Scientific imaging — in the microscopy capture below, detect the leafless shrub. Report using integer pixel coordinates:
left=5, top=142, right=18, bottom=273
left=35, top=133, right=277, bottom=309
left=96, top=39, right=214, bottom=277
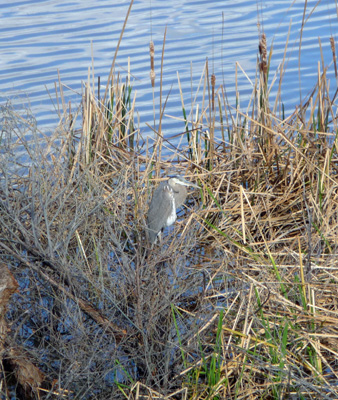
left=2, top=15, right=338, bottom=400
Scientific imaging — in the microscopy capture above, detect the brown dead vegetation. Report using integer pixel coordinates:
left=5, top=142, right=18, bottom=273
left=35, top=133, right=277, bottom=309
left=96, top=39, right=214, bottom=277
left=1, top=5, right=338, bottom=399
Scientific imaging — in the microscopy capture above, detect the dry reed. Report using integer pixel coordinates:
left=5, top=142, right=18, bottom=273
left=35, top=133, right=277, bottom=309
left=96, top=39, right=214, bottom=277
left=1, top=10, right=338, bottom=400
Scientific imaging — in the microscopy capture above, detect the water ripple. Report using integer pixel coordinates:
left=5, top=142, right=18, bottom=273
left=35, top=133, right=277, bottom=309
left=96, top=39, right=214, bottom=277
left=1, top=0, right=338, bottom=138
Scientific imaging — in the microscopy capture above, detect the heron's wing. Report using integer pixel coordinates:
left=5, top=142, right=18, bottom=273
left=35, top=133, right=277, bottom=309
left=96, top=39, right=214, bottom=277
left=147, top=183, right=175, bottom=238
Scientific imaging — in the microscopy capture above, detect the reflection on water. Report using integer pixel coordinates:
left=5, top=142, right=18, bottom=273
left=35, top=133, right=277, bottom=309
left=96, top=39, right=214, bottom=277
left=1, top=0, right=338, bottom=138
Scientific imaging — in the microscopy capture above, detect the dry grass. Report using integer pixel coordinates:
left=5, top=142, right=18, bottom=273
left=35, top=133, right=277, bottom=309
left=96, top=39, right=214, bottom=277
left=1, top=8, right=338, bottom=400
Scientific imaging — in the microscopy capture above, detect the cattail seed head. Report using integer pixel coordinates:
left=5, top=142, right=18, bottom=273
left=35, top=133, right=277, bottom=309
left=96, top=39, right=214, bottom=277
left=211, top=74, right=216, bottom=88
left=149, top=41, right=155, bottom=88
left=259, top=33, right=267, bottom=75
left=211, top=74, right=216, bottom=112
left=330, top=36, right=337, bottom=79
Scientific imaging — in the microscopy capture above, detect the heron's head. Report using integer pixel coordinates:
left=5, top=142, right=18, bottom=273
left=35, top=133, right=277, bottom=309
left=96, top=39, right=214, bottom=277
left=168, top=175, right=199, bottom=189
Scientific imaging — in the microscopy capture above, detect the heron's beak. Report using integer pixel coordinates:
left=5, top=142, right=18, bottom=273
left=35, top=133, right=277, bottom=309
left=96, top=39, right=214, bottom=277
left=189, top=182, right=200, bottom=189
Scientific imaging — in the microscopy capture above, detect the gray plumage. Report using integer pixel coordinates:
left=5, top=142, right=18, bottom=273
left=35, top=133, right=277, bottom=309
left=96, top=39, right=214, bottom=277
left=147, top=175, right=199, bottom=244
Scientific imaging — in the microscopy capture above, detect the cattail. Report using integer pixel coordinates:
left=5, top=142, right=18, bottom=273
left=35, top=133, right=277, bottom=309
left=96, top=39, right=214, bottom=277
left=259, top=33, right=267, bottom=76
left=149, top=41, right=155, bottom=88
left=211, top=73, right=216, bottom=112
left=330, top=36, right=337, bottom=79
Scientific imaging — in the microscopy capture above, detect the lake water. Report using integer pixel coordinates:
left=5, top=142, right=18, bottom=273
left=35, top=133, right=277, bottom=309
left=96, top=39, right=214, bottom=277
left=1, top=0, right=338, bottom=140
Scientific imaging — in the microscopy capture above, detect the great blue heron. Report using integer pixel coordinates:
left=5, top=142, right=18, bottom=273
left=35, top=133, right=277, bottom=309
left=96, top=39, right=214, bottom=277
left=147, top=175, right=199, bottom=244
